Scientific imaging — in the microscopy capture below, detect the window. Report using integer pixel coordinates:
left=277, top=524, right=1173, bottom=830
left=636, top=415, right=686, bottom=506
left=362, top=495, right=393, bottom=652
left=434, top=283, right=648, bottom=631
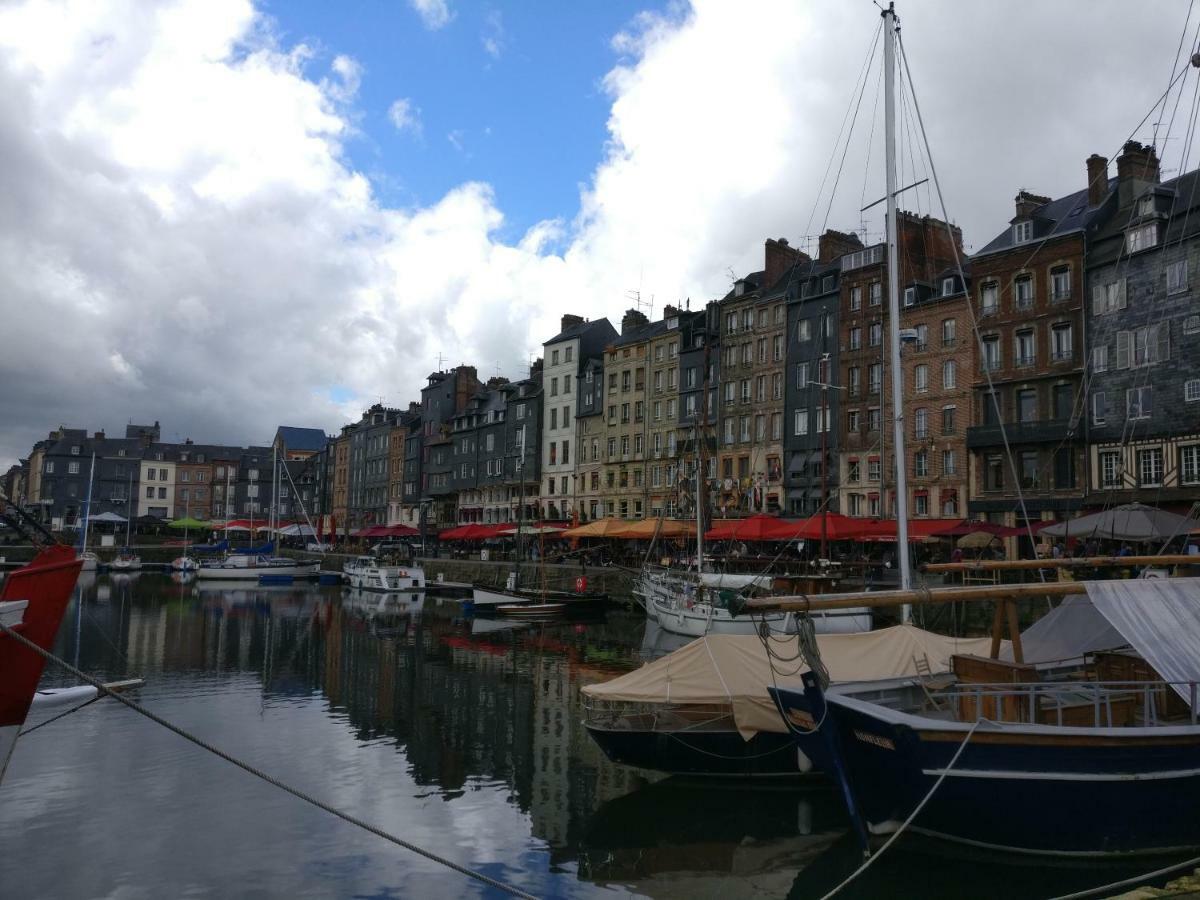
left=723, top=383, right=734, bottom=405
left=739, top=416, right=751, bottom=442
left=1017, top=388, right=1037, bottom=423
left=914, top=451, right=928, bottom=477
left=1053, top=383, right=1075, bottom=420
left=773, top=373, right=783, bottom=399
left=550, top=408, right=558, bottom=430
left=914, top=364, right=929, bottom=392
left=847, top=367, right=860, bottom=396
left=942, top=450, right=956, bottom=475
left=179, top=470, right=189, bottom=482
left=847, top=409, right=861, bottom=431
left=1015, top=329, right=1035, bottom=367
left=562, top=440, right=570, bottom=464
left=550, top=377, right=558, bottom=396
left=1161, top=259, right=1189, bottom=296
left=1118, top=323, right=1170, bottom=368
left=1187, top=379, right=1200, bottom=403
left=849, top=327, right=862, bottom=351
left=798, top=319, right=811, bottom=341
left=942, top=277, right=955, bottom=297
left=868, top=494, right=881, bottom=516
left=914, top=493, right=929, bottom=516
left=1127, top=223, right=1158, bottom=253
left=1044, top=325, right=1071, bottom=363
left=942, top=405, right=956, bottom=434
left=564, top=375, right=572, bottom=394
left=868, top=457, right=881, bottom=481
left=914, top=408, right=928, bottom=439
left=723, top=419, right=735, bottom=445
left=740, top=380, right=751, bottom=403
left=1092, top=344, right=1108, bottom=373
left=1092, top=391, right=1107, bottom=425
left=1019, top=451, right=1039, bottom=489
left=985, top=454, right=1005, bottom=491
left=144, top=486, right=153, bottom=498
left=1138, top=448, right=1164, bottom=486
left=847, top=459, right=861, bottom=482
left=145, top=467, right=154, bottom=480
left=68, top=461, right=79, bottom=474
left=795, top=362, right=810, bottom=389
left=1186, top=315, right=1200, bottom=334
left=981, top=336, right=1001, bottom=371
left=869, top=281, right=882, bottom=306
left=942, top=360, right=956, bottom=389
left=1013, top=220, right=1033, bottom=243
left=1100, top=450, right=1122, bottom=487
left=1014, top=276, right=1033, bottom=309
left=980, top=282, right=998, bottom=315
left=941, top=318, right=956, bottom=346
left=1127, top=386, right=1152, bottom=420
left=915, top=323, right=928, bottom=350
left=850, top=286, right=862, bottom=310
left=158, top=487, right=167, bottom=499
left=868, top=364, right=882, bottom=394
left=755, top=415, right=766, bottom=440
left=794, top=409, right=809, bottom=436
left=1181, top=445, right=1200, bottom=485
left=868, top=407, right=881, bottom=432
left=869, top=322, right=882, bottom=347
left=755, top=375, right=766, bottom=402
left=620, top=435, right=630, bottom=456
left=552, top=350, right=560, bottom=366
left=1093, top=280, right=1127, bottom=315
left=816, top=406, right=830, bottom=434
left=1050, top=266, right=1071, bottom=301
left=771, top=412, right=782, bottom=440
left=904, top=286, right=916, bottom=307
left=564, top=346, right=573, bottom=362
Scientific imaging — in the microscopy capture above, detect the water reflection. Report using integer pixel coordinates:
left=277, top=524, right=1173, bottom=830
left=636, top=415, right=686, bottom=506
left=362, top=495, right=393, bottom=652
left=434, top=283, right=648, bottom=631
left=0, top=574, right=1186, bottom=899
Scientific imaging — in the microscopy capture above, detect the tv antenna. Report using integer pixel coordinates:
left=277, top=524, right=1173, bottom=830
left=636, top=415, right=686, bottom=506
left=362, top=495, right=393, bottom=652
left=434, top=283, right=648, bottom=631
left=435, top=352, right=447, bottom=370
left=625, top=289, right=654, bottom=318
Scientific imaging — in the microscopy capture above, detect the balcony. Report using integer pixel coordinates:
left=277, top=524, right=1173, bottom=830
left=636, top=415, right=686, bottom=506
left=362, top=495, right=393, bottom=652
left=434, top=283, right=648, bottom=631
left=966, top=418, right=1074, bottom=448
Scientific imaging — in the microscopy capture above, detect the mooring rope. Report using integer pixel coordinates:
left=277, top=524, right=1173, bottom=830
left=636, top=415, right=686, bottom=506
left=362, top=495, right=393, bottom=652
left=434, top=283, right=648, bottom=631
left=819, top=717, right=985, bottom=900
left=1045, top=853, right=1200, bottom=900
left=1, top=622, right=538, bottom=900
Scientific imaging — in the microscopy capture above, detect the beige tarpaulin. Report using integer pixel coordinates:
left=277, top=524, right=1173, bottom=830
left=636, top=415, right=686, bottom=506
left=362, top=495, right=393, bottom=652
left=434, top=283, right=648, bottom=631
left=582, top=625, right=998, bottom=739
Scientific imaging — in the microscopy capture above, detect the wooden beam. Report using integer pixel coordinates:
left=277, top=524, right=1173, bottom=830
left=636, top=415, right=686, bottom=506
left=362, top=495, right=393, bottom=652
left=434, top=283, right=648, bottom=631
left=988, top=599, right=1005, bottom=660
left=741, top=580, right=1087, bottom=613
left=923, top=555, right=1198, bottom=573
left=1006, top=599, right=1024, bottom=664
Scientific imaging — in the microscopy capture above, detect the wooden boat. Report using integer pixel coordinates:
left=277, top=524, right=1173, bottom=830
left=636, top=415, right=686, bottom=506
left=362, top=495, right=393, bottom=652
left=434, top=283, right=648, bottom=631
left=496, top=601, right=567, bottom=618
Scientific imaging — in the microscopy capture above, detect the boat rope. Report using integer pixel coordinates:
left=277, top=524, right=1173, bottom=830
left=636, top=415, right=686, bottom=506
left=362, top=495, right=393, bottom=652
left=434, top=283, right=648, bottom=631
left=819, top=717, right=984, bottom=900
left=18, top=695, right=103, bottom=736
left=1044, top=853, right=1200, bottom=900
left=666, top=731, right=796, bottom=761
left=0, top=622, right=538, bottom=900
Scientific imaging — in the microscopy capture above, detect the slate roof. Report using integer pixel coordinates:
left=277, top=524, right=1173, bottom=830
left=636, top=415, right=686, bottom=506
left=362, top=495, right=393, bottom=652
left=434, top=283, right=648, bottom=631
left=543, top=317, right=616, bottom=346
left=974, top=179, right=1117, bottom=258
left=1088, top=168, right=1200, bottom=268
left=611, top=318, right=669, bottom=349
left=274, top=426, right=329, bottom=453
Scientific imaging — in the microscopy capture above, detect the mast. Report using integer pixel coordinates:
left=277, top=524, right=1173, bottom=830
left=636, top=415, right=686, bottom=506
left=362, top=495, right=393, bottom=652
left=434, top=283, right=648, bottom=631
left=224, top=466, right=231, bottom=541
left=126, top=470, right=133, bottom=549
left=882, top=1, right=913, bottom=618
left=695, top=331, right=710, bottom=575
left=819, top=354, right=829, bottom=559
left=79, top=452, right=95, bottom=556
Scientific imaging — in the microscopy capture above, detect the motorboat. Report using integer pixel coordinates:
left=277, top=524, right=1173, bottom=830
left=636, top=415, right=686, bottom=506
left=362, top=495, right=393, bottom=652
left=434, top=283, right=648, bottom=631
left=170, top=556, right=199, bottom=572
left=108, top=549, right=142, bottom=571
left=196, top=554, right=321, bottom=581
left=342, top=555, right=425, bottom=592
left=78, top=551, right=99, bottom=573
left=497, top=601, right=566, bottom=618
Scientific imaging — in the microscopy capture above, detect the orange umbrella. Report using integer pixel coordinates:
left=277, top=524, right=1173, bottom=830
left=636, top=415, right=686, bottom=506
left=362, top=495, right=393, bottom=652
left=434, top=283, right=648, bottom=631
left=561, top=517, right=631, bottom=538
left=612, top=519, right=696, bottom=539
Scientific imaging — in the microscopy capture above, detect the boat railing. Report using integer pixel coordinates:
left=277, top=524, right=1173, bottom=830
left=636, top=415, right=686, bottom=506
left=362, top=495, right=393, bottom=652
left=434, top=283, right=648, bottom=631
left=581, top=696, right=735, bottom=732
left=930, top=680, right=1199, bottom=728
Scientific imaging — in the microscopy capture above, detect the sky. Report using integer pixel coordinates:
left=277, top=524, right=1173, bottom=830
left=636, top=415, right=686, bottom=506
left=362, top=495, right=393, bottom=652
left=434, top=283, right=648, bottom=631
left=0, top=0, right=1191, bottom=466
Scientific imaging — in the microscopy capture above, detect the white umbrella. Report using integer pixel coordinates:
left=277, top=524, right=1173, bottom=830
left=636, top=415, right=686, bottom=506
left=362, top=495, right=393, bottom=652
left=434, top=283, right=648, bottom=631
left=1040, top=503, right=1198, bottom=543
left=278, top=523, right=316, bottom=537
left=90, top=511, right=128, bottom=524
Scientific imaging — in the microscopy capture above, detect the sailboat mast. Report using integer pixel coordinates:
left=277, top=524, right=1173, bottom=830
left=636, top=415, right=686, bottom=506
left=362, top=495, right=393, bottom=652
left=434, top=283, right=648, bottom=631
left=695, top=333, right=710, bottom=574
left=79, top=452, right=95, bottom=555
left=126, top=470, right=133, bottom=548
left=882, top=2, right=913, bottom=614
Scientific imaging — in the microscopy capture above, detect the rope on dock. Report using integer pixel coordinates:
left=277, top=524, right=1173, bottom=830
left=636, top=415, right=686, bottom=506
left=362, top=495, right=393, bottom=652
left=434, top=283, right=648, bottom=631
left=1, top=622, right=538, bottom=900
left=819, top=718, right=984, bottom=900
left=1045, top=854, right=1200, bottom=900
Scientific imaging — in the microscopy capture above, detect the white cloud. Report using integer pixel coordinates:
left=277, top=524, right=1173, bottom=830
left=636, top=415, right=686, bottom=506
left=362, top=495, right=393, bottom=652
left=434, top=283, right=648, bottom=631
left=387, top=97, right=421, bottom=136
left=481, top=10, right=504, bottom=60
left=408, top=0, right=452, bottom=31
left=0, top=0, right=1181, bottom=466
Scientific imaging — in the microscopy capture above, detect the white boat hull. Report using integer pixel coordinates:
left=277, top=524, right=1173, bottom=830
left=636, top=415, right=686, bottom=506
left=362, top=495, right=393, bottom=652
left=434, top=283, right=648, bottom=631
left=344, top=565, right=425, bottom=592
left=196, top=559, right=321, bottom=580
left=109, top=557, right=142, bottom=571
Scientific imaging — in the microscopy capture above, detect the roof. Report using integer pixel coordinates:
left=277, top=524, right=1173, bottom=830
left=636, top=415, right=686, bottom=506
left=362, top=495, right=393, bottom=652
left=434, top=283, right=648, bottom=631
left=974, top=179, right=1116, bottom=257
left=1088, top=167, right=1200, bottom=267
left=611, top=318, right=669, bottom=349
left=718, top=269, right=765, bottom=303
left=274, top=426, right=328, bottom=452
left=543, top=316, right=617, bottom=346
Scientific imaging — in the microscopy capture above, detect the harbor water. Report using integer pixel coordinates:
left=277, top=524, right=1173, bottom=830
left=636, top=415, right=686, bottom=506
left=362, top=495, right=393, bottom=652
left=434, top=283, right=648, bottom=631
left=0, top=574, right=1186, bottom=898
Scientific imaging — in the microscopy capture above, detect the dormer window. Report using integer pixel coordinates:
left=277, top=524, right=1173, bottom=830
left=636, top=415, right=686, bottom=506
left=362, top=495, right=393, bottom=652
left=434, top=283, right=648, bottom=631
left=1127, top=222, right=1159, bottom=253
left=1137, top=194, right=1155, bottom=218
left=70, top=445, right=80, bottom=455
left=667, top=316, right=679, bottom=330
left=903, top=287, right=916, bottom=307
left=1013, top=220, right=1033, bottom=243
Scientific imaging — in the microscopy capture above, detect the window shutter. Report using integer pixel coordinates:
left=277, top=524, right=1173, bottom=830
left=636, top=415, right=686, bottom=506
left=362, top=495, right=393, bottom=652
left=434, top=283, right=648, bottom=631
left=1115, top=331, right=1131, bottom=369
left=1092, top=285, right=1104, bottom=314
left=1117, top=279, right=1128, bottom=310
left=1155, top=321, right=1170, bottom=362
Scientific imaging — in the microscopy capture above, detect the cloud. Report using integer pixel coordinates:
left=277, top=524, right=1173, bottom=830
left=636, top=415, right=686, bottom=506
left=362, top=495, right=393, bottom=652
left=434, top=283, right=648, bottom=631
left=408, top=0, right=452, bottom=31
left=481, top=10, right=504, bottom=60
left=0, top=0, right=1182, bottom=467
left=387, top=97, right=421, bottom=136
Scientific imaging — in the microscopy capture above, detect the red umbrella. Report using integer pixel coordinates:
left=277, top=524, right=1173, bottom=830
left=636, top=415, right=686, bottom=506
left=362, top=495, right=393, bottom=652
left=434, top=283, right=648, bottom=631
left=790, top=512, right=874, bottom=541
left=705, top=514, right=801, bottom=541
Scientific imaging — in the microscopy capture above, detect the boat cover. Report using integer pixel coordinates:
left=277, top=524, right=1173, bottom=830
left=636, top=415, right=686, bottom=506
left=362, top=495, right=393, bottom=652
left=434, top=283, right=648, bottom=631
left=582, top=625, right=996, bottom=739
left=1001, top=595, right=1129, bottom=666
left=1084, top=578, right=1200, bottom=708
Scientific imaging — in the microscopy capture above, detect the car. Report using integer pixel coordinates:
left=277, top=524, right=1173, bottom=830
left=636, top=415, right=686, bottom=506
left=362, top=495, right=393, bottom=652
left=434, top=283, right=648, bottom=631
left=305, top=541, right=332, bottom=552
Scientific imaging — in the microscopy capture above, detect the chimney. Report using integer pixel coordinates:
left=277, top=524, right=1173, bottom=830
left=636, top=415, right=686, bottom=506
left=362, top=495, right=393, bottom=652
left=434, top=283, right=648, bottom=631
left=487, top=375, right=510, bottom=388
left=560, top=313, right=584, bottom=332
left=662, top=304, right=679, bottom=320
left=1014, top=190, right=1051, bottom=220
left=1115, top=141, right=1160, bottom=208
left=621, top=308, right=649, bottom=334
left=817, top=229, right=863, bottom=263
left=93, top=431, right=105, bottom=440
left=763, top=237, right=808, bottom=289
left=1086, top=154, right=1109, bottom=208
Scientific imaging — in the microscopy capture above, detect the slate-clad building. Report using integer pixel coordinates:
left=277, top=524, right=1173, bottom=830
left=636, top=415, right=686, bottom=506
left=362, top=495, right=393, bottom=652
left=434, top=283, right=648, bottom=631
left=1086, top=142, right=1200, bottom=506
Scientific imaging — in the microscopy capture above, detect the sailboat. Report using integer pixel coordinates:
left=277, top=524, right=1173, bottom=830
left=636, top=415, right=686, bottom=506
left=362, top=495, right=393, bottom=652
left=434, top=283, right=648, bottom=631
left=76, top=453, right=99, bottom=573
left=109, top=472, right=142, bottom=571
left=762, top=2, right=1200, bottom=856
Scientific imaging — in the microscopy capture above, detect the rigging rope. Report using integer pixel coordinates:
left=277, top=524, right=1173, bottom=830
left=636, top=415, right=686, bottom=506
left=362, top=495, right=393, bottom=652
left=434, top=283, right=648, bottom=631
left=0, top=622, right=538, bottom=900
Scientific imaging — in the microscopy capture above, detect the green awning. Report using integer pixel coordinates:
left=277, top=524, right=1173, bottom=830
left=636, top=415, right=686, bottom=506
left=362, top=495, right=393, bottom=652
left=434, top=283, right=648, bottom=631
left=168, top=516, right=209, bottom=529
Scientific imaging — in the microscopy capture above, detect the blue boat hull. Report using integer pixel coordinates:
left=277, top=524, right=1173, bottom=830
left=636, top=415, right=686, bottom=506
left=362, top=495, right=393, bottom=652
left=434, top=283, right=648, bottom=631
left=584, top=723, right=817, bottom=777
left=772, top=685, right=1200, bottom=855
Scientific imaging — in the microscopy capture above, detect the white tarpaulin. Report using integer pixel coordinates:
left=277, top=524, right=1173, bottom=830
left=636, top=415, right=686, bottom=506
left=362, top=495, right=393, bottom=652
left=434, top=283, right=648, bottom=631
left=1001, top=595, right=1128, bottom=665
left=1084, top=577, right=1200, bottom=708
left=583, top=625, right=998, bottom=739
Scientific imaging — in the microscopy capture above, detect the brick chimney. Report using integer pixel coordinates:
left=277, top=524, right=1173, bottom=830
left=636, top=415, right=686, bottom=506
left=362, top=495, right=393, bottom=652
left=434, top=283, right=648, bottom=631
left=1014, top=190, right=1051, bottom=220
left=560, top=313, right=584, bottom=332
left=621, top=308, right=649, bottom=334
left=662, top=304, right=679, bottom=319
left=1115, top=141, right=1160, bottom=208
left=1086, top=154, right=1109, bottom=208
left=817, top=229, right=863, bottom=263
left=763, top=237, right=807, bottom=289
left=93, top=431, right=105, bottom=440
